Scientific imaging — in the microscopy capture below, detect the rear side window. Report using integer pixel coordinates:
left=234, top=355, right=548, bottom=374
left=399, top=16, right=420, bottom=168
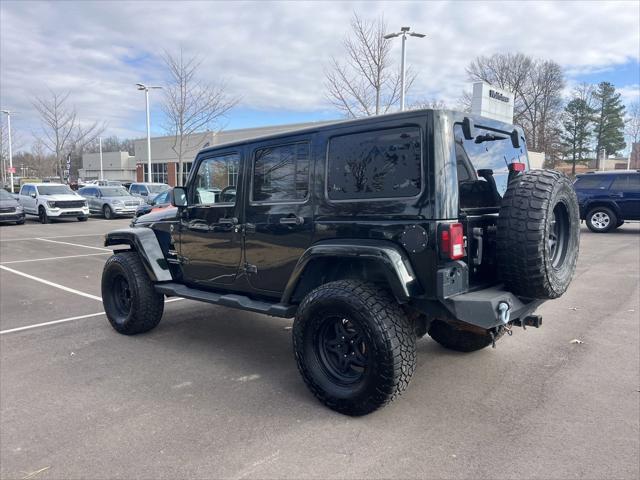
left=252, top=142, right=310, bottom=203
left=610, top=174, right=640, bottom=192
left=326, top=127, right=422, bottom=201
left=574, top=176, right=610, bottom=189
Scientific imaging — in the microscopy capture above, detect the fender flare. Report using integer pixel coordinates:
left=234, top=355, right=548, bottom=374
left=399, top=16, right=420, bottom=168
left=582, top=200, right=621, bottom=219
left=281, top=239, right=420, bottom=304
left=104, top=228, right=172, bottom=282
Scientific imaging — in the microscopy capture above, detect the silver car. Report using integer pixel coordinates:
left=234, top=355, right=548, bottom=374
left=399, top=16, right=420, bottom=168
left=78, top=186, right=144, bottom=219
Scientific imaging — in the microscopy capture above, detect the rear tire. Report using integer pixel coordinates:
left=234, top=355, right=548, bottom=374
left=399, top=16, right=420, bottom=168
left=293, top=280, right=416, bottom=416
left=497, top=169, right=580, bottom=299
left=38, top=206, right=49, bottom=224
left=428, top=320, right=500, bottom=352
left=101, top=251, right=164, bottom=335
left=586, top=207, right=617, bottom=233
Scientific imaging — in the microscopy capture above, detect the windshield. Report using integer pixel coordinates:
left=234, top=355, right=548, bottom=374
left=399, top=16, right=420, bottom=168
left=0, top=189, right=14, bottom=200
left=37, top=185, right=74, bottom=195
left=148, top=184, right=169, bottom=194
left=100, top=187, right=130, bottom=197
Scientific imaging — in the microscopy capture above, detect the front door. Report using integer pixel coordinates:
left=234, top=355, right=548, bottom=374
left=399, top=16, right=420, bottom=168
left=243, top=139, right=314, bottom=294
left=179, top=152, right=243, bottom=286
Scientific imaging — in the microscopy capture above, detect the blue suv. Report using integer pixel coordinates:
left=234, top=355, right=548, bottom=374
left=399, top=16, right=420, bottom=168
left=573, top=171, right=640, bottom=232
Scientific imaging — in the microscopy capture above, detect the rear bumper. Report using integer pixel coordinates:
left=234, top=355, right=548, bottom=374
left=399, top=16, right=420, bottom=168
left=443, top=286, right=543, bottom=329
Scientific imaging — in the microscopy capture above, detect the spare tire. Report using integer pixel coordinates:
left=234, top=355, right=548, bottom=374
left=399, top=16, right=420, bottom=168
left=497, top=169, right=580, bottom=299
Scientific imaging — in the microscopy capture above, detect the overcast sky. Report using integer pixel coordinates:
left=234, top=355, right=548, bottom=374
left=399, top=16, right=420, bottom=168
left=1, top=0, right=638, bottom=147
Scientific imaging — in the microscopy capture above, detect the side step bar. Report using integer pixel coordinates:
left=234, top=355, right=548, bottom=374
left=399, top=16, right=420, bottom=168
left=155, top=282, right=297, bottom=318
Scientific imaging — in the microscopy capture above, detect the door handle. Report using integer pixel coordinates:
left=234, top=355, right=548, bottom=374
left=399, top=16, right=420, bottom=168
left=218, top=217, right=238, bottom=225
left=279, top=216, right=304, bottom=226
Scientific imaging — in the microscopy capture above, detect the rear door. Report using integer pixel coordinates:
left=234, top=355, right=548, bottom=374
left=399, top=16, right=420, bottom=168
left=243, top=137, right=314, bottom=294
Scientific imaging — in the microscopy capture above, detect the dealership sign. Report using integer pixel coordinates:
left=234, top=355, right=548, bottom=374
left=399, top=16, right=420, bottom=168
left=471, top=82, right=514, bottom=123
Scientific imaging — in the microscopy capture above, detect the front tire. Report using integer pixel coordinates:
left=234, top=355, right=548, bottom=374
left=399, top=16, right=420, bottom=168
left=293, top=280, right=416, bottom=416
left=103, top=205, right=114, bottom=220
left=38, top=206, right=49, bottom=224
left=77, top=216, right=88, bottom=222
left=16, top=218, right=25, bottom=225
left=101, top=251, right=164, bottom=335
left=586, top=207, right=617, bottom=233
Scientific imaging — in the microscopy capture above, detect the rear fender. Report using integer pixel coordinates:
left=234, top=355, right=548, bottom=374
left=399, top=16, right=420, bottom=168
left=281, top=240, right=420, bottom=304
left=104, top=228, right=172, bottom=282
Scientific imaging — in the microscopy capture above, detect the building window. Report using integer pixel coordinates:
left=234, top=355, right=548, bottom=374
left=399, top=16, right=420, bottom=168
left=142, top=163, right=168, bottom=184
left=252, top=142, right=309, bottom=203
left=180, top=162, right=193, bottom=183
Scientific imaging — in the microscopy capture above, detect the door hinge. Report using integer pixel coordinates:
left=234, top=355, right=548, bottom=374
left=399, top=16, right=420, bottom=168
left=243, top=263, right=258, bottom=274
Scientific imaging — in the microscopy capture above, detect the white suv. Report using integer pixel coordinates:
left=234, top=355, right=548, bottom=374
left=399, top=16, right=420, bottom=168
left=18, top=183, right=90, bottom=223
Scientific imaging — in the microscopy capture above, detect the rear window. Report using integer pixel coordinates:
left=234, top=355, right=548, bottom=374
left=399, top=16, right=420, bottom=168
left=454, top=124, right=527, bottom=197
left=574, top=176, right=611, bottom=189
left=326, top=127, right=422, bottom=201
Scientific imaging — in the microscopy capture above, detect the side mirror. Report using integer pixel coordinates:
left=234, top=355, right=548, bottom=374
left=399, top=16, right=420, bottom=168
left=172, top=187, right=187, bottom=207
left=462, top=117, right=476, bottom=140
left=141, top=191, right=148, bottom=196
left=30, top=192, right=36, bottom=199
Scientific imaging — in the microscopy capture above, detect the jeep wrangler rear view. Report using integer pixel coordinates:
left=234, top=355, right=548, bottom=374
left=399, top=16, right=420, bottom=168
left=101, top=109, right=580, bottom=416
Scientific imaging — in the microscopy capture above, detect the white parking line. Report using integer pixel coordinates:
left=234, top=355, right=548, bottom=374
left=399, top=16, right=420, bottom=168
left=0, top=265, right=103, bottom=301
left=36, top=237, right=111, bottom=252
left=0, top=312, right=105, bottom=335
left=0, top=298, right=184, bottom=335
left=1, top=252, right=111, bottom=265
left=0, top=233, right=105, bottom=242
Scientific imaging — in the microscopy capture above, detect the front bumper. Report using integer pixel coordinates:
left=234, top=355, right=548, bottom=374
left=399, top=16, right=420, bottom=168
left=46, top=207, right=90, bottom=218
left=112, top=205, right=139, bottom=216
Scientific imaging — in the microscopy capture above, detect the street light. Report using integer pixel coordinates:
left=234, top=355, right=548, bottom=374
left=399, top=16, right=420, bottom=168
left=136, top=83, right=162, bottom=183
left=384, top=26, right=426, bottom=112
left=1, top=109, right=15, bottom=192
left=99, top=136, right=103, bottom=181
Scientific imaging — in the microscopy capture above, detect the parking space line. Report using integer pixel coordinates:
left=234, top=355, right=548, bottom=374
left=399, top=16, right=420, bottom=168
left=0, top=233, right=104, bottom=242
left=1, top=252, right=110, bottom=265
left=0, top=265, right=103, bottom=301
left=0, top=312, right=105, bottom=335
left=36, top=237, right=112, bottom=252
left=0, top=298, right=183, bottom=336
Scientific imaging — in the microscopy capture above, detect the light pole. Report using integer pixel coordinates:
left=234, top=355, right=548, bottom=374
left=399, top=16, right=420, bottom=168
left=136, top=83, right=162, bottom=183
left=1, top=110, right=15, bottom=192
left=99, top=136, right=103, bottom=180
left=384, top=27, right=426, bottom=112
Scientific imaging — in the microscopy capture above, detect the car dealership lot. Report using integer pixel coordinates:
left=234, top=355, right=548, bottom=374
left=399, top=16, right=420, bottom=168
left=0, top=218, right=638, bottom=480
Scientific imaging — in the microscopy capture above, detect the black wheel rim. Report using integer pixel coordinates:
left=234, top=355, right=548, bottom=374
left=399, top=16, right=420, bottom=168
left=315, top=315, right=368, bottom=385
left=548, top=203, right=570, bottom=269
left=111, top=274, right=132, bottom=317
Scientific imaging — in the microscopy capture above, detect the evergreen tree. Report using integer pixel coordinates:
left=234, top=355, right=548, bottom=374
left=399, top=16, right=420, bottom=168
left=593, top=82, right=626, bottom=165
left=561, top=98, right=594, bottom=175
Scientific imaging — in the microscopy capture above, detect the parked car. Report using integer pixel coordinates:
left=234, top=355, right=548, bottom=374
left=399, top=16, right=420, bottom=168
left=134, top=188, right=173, bottom=217
left=18, top=183, right=89, bottom=223
left=0, top=188, right=25, bottom=225
left=574, top=170, right=640, bottom=232
left=78, top=186, right=144, bottom=219
left=101, top=110, right=580, bottom=416
left=128, top=182, right=170, bottom=204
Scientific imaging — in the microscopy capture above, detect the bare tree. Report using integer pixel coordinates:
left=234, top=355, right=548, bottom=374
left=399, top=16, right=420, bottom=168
left=625, top=101, right=640, bottom=145
left=464, top=53, right=565, bottom=157
left=162, top=49, right=239, bottom=185
left=325, top=13, right=413, bottom=117
left=409, top=98, right=448, bottom=110
left=33, top=91, right=104, bottom=179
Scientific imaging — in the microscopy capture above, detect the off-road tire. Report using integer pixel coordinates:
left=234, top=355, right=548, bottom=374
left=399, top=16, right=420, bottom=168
left=293, top=280, right=416, bottom=416
left=38, top=206, right=49, bottom=224
left=497, top=169, right=580, bottom=299
left=103, top=204, right=114, bottom=220
left=428, top=320, right=501, bottom=352
left=586, top=206, right=617, bottom=233
left=101, top=251, right=164, bottom=335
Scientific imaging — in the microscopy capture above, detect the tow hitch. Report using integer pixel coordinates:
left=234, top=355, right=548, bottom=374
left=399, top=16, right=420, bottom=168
left=489, top=302, right=543, bottom=348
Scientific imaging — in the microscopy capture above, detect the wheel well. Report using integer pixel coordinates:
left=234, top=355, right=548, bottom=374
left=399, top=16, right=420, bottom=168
left=290, top=257, right=394, bottom=304
left=585, top=201, right=619, bottom=217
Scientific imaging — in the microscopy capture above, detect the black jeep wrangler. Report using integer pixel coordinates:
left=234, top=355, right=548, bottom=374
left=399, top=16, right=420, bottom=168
left=101, top=110, right=580, bottom=416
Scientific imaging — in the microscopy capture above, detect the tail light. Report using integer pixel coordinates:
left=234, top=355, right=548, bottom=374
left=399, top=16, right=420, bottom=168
left=440, top=223, right=465, bottom=260
left=508, top=162, right=526, bottom=172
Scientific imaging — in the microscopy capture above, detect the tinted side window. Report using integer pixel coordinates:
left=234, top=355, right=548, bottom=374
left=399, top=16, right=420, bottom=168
left=610, top=176, right=627, bottom=191
left=626, top=175, right=640, bottom=192
left=574, top=176, right=609, bottom=189
left=327, top=127, right=422, bottom=201
left=252, top=142, right=309, bottom=203
left=192, top=153, right=239, bottom=205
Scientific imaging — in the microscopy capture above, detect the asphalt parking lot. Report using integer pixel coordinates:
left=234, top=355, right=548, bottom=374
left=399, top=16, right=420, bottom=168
left=0, top=216, right=638, bottom=480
